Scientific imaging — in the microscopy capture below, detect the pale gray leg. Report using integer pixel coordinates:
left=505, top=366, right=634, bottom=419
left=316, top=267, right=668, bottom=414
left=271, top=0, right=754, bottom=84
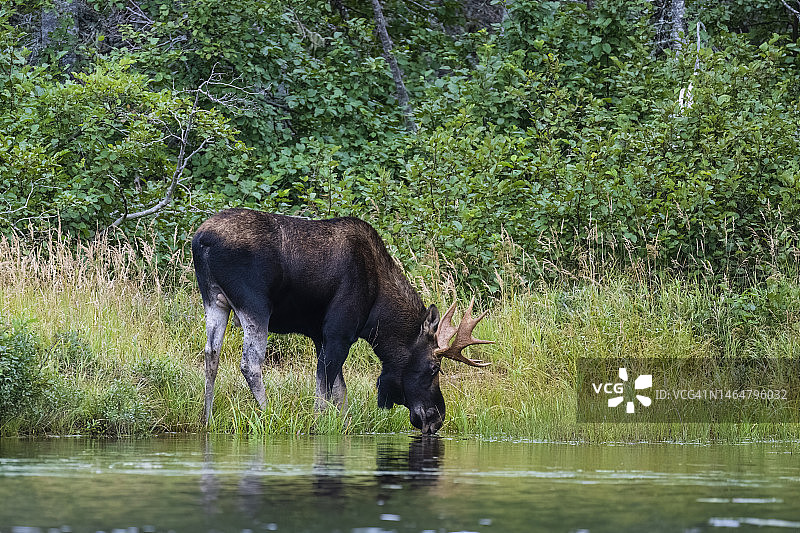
left=239, top=315, right=268, bottom=410
left=202, top=303, right=230, bottom=425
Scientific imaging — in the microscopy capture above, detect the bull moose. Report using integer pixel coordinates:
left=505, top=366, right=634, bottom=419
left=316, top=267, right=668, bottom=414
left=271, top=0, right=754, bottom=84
left=191, top=208, right=492, bottom=434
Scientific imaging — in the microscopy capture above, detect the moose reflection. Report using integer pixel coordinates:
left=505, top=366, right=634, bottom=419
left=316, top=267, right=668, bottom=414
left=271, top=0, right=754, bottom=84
left=199, top=436, right=445, bottom=526
left=376, top=436, right=444, bottom=490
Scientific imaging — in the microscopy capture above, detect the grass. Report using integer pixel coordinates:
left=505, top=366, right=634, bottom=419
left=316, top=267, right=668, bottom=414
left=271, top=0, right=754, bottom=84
left=0, top=230, right=798, bottom=442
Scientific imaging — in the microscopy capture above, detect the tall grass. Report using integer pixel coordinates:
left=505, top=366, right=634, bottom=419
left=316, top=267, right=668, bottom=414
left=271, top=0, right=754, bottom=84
left=0, top=229, right=798, bottom=442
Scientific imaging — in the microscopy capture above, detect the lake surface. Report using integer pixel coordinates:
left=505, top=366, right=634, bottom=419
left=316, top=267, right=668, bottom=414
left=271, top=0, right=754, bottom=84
left=0, top=435, right=798, bottom=533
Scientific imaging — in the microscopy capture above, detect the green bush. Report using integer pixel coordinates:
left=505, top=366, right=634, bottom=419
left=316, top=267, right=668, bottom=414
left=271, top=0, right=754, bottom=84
left=0, top=319, right=44, bottom=423
left=85, top=379, right=152, bottom=436
left=134, top=356, right=185, bottom=394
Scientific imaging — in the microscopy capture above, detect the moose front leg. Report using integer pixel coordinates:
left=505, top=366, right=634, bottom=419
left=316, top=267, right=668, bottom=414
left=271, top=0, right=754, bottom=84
left=314, top=338, right=350, bottom=412
left=314, top=367, right=348, bottom=412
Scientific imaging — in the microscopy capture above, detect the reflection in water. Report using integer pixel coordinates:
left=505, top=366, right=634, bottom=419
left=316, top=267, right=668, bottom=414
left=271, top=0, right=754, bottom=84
left=2, top=436, right=800, bottom=533
left=236, top=438, right=267, bottom=519
left=377, top=436, right=442, bottom=485
left=197, top=435, right=444, bottom=529
left=200, top=435, right=221, bottom=516
left=378, top=436, right=443, bottom=474
left=375, top=436, right=443, bottom=512
left=312, top=436, right=346, bottom=499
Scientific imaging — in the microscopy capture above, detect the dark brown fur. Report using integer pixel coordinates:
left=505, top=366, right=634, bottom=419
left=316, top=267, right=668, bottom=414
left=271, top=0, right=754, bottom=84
left=192, top=208, right=446, bottom=433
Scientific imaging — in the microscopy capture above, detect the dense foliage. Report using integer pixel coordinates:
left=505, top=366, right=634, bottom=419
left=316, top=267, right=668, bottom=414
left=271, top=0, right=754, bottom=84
left=0, top=319, right=43, bottom=422
left=3, top=0, right=800, bottom=289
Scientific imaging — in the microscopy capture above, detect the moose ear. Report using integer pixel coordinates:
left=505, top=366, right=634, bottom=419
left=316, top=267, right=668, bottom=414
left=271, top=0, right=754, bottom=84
left=421, top=304, right=440, bottom=339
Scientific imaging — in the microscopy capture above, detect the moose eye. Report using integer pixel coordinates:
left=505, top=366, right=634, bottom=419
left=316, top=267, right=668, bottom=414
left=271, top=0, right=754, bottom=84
left=430, top=363, right=441, bottom=376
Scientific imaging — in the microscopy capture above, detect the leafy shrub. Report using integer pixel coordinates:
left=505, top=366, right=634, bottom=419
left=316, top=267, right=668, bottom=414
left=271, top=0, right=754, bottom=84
left=86, top=379, right=151, bottom=436
left=3, top=1, right=800, bottom=290
left=0, top=319, right=44, bottom=422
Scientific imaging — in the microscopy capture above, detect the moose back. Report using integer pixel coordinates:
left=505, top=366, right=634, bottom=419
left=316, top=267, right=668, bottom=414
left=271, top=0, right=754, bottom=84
left=191, top=208, right=492, bottom=434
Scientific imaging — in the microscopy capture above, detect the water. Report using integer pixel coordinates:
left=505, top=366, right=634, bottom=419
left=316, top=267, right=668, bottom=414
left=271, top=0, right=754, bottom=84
left=0, top=435, right=798, bottom=533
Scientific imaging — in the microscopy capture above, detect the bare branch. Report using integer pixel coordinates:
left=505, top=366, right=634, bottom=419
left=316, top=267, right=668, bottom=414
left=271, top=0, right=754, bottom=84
left=126, top=0, right=154, bottom=26
left=110, top=70, right=215, bottom=228
left=109, top=128, right=203, bottom=227
left=370, top=0, right=417, bottom=133
left=190, top=64, right=290, bottom=113
left=670, top=0, right=687, bottom=55
left=780, top=0, right=800, bottom=17
left=0, top=178, right=52, bottom=216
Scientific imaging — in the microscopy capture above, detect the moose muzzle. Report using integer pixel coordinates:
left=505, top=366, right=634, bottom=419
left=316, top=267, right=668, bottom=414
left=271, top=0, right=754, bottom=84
left=411, top=405, right=443, bottom=434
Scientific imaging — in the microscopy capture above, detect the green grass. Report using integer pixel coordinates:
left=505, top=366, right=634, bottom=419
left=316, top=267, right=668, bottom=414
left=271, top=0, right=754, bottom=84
left=0, top=231, right=799, bottom=442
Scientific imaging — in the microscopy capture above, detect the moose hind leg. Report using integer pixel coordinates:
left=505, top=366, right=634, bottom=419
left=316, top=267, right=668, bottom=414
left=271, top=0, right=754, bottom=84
left=239, top=315, right=269, bottom=410
left=202, top=303, right=230, bottom=425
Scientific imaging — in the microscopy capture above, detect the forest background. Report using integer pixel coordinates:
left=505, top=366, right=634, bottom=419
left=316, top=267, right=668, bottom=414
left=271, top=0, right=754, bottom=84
left=3, top=0, right=800, bottom=286
left=1, top=0, right=800, bottom=437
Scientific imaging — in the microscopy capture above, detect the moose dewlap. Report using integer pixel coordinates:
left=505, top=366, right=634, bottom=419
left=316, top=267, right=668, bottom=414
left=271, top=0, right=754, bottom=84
left=191, top=208, right=493, bottom=434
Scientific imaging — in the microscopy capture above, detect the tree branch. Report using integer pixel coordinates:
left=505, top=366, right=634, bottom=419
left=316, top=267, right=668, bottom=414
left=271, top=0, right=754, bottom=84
left=109, top=133, right=190, bottom=227
left=110, top=71, right=214, bottom=228
left=670, top=0, right=687, bottom=55
left=780, top=0, right=800, bottom=17
left=370, top=0, right=417, bottom=133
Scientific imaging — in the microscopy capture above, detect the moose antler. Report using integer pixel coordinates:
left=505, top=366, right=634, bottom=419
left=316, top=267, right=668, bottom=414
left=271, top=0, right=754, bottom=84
left=435, top=298, right=494, bottom=367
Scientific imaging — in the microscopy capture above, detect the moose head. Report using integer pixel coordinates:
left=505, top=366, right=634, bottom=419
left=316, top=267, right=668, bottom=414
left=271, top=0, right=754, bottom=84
left=378, top=298, right=493, bottom=434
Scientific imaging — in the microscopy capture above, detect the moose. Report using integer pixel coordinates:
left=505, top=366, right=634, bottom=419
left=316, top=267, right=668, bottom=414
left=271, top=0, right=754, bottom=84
left=191, top=208, right=492, bottom=434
